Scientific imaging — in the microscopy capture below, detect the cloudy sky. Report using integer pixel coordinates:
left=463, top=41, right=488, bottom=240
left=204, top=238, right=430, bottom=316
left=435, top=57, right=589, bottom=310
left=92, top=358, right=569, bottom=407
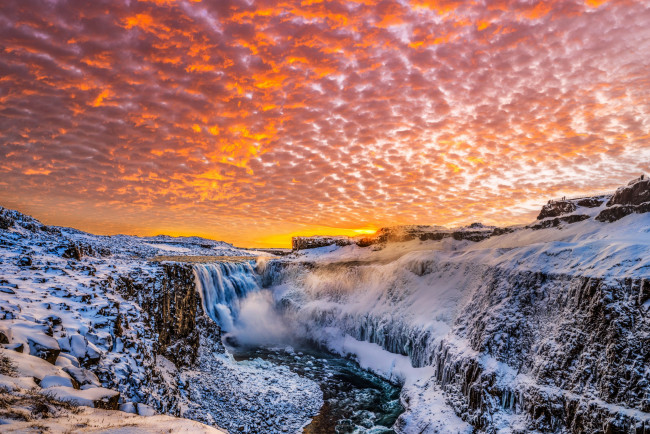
left=1, top=0, right=649, bottom=247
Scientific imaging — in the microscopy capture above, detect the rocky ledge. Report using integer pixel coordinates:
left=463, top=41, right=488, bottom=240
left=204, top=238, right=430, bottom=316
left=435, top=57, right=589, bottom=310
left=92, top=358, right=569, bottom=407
left=597, top=176, right=650, bottom=222
left=292, top=176, right=649, bottom=251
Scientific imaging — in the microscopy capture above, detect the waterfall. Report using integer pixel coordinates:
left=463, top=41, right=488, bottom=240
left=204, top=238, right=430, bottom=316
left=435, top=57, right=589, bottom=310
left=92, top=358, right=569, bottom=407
left=193, top=261, right=261, bottom=331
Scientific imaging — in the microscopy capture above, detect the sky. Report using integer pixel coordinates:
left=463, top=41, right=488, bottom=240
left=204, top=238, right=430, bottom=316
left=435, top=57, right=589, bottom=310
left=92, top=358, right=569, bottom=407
left=0, top=0, right=649, bottom=247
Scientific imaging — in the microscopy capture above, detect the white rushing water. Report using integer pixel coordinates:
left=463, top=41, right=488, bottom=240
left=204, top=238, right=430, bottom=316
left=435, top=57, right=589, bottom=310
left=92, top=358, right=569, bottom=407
left=193, top=262, right=261, bottom=332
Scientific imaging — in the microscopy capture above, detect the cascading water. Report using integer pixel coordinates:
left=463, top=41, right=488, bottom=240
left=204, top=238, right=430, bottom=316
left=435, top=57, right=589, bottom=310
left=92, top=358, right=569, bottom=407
left=193, top=259, right=407, bottom=432
left=193, top=261, right=261, bottom=332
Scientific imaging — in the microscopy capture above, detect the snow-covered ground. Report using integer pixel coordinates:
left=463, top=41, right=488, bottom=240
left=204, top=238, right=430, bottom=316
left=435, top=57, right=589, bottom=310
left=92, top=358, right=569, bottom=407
left=0, top=207, right=320, bottom=433
left=1, top=178, right=649, bottom=433
left=253, top=194, right=650, bottom=432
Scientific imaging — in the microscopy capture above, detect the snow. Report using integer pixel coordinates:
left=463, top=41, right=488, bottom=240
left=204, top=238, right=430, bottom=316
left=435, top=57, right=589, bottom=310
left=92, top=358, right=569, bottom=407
left=143, top=242, right=192, bottom=253
left=0, top=348, right=70, bottom=380
left=319, top=328, right=434, bottom=386
left=46, top=385, right=119, bottom=407
left=396, top=380, right=473, bottom=434
left=0, top=206, right=273, bottom=432
left=0, top=406, right=225, bottom=433
left=257, top=203, right=650, bottom=432
left=41, top=374, right=76, bottom=388
left=2, top=184, right=649, bottom=433
left=0, top=374, right=39, bottom=391
left=0, top=319, right=60, bottom=355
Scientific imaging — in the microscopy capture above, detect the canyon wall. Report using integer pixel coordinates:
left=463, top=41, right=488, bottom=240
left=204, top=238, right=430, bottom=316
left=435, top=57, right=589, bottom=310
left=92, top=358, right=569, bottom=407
left=262, top=248, right=650, bottom=433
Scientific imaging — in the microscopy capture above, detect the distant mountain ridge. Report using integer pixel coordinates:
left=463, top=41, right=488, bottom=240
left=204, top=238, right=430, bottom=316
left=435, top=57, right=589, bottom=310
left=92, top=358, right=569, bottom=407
left=292, top=176, right=649, bottom=250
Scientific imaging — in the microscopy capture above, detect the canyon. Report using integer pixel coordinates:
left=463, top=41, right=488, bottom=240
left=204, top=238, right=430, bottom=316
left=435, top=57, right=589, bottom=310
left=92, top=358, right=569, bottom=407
left=0, top=176, right=649, bottom=433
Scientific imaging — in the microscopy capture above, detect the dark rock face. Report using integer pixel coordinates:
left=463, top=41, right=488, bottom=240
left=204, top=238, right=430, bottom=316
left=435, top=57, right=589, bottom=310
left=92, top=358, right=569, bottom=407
left=156, top=264, right=203, bottom=367
left=529, top=214, right=590, bottom=230
left=93, top=392, right=121, bottom=410
left=607, top=177, right=650, bottom=206
left=596, top=203, right=650, bottom=222
left=114, top=264, right=205, bottom=368
left=451, top=230, right=494, bottom=242
left=446, top=271, right=650, bottom=432
left=108, top=262, right=224, bottom=417
left=596, top=177, right=650, bottom=222
left=576, top=197, right=604, bottom=208
left=537, top=200, right=577, bottom=220
left=292, top=236, right=353, bottom=250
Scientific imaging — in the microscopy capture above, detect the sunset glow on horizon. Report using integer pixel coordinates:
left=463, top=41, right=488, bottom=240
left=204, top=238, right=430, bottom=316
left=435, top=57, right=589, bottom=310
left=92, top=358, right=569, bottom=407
left=1, top=0, right=649, bottom=247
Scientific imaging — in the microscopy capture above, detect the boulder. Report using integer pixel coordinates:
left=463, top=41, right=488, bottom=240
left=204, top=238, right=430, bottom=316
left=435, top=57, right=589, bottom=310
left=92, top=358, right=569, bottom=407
left=86, top=331, right=112, bottom=350
left=136, top=403, right=156, bottom=416
left=119, top=402, right=138, bottom=414
left=28, top=336, right=61, bottom=364
left=61, top=243, right=83, bottom=260
left=537, top=200, right=576, bottom=220
left=85, top=341, right=102, bottom=363
left=46, top=386, right=120, bottom=410
left=0, top=320, right=61, bottom=364
left=18, top=256, right=32, bottom=267
left=0, top=374, right=39, bottom=391
left=3, top=343, right=24, bottom=353
left=0, top=348, right=71, bottom=382
left=41, top=374, right=78, bottom=389
left=66, top=334, right=102, bottom=366
left=55, top=352, right=80, bottom=369
left=69, top=334, right=87, bottom=359
left=607, top=176, right=650, bottom=206
left=62, top=365, right=101, bottom=388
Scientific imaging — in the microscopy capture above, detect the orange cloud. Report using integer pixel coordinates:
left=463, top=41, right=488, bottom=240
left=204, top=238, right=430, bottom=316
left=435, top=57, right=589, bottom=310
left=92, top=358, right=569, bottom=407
left=0, top=0, right=648, bottom=247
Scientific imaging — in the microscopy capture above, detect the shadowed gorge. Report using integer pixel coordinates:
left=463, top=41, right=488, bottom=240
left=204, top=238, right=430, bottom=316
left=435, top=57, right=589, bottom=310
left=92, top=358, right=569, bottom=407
left=0, top=178, right=649, bottom=432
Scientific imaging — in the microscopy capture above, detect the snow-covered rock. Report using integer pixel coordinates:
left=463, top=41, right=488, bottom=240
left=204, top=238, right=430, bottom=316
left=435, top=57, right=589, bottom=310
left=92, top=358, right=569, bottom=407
left=40, top=374, right=77, bottom=389
left=0, top=320, right=61, bottom=363
left=1, top=177, right=649, bottom=433
left=46, top=385, right=120, bottom=409
left=0, top=348, right=71, bottom=381
left=259, top=186, right=650, bottom=432
left=597, top=175, right=650, bottom=222
left=3, top=406, right=226, bottom=433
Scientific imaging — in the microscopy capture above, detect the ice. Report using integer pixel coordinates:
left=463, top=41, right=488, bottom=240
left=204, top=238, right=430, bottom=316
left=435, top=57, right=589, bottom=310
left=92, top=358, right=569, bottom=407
left=2, top=184, right=649, bottom=433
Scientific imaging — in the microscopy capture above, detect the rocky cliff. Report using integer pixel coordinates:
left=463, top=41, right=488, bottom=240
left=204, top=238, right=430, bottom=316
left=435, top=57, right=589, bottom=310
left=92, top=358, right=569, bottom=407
left=265, top=182, right=650, bottom=433
left=0, top=208, right=320, bottom=433
left=597, top=176, right=650, bottom=222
